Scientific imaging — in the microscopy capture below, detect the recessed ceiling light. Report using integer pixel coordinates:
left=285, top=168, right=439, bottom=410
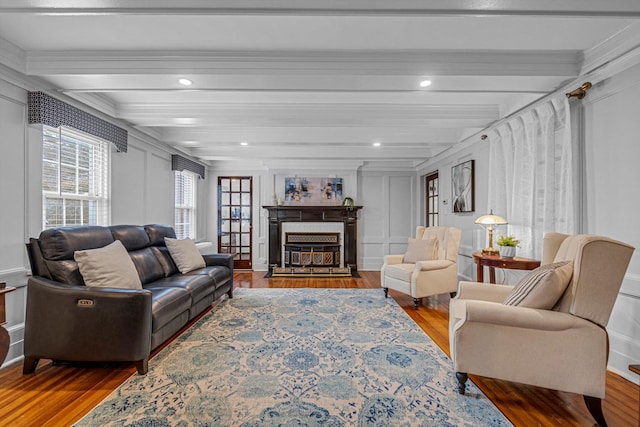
left=240, top=141, right=249, bottom=146
left=373, top=142, right=381, bottom=147
left=419, top=80, right=432, bottom=88
left=178, top=78, right=193, bottom=86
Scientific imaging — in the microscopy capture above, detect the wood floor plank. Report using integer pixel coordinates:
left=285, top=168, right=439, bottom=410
left=0, top=271, right=636, bottom=426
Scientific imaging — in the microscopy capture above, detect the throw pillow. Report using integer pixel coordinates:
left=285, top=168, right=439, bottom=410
left=74, top=240, right=142, bottom=289
left=165, top=237, right=206, bottom=274
left=503, top=261, right=574, bottom=309
left=403, top=237, right=438, bottom=263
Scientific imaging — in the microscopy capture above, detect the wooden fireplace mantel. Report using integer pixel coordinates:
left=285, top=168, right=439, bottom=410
left=263, top=205, right=363, bottom=271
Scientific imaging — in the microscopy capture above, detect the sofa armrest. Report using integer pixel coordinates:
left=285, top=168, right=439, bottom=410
left=456, top=281, right=513, bottom=302
left=24, top=277, right=153, bottom=366
left=202, top=253, right=234, bottom=272
left=383, top=254, right=405, bottom=265
left=456, top=300, right=585, bottom=331
left=415, top=259, right=453, bottom=271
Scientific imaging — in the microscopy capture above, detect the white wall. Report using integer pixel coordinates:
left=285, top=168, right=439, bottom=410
left=582, top=62, right=640, bottom=382
left=0, top=80, right=28, bottom=367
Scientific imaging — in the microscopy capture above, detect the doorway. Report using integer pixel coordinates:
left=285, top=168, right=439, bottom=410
left=425, top=172, right=439, bottom=227
left=218, top=177, right=252, bottom=269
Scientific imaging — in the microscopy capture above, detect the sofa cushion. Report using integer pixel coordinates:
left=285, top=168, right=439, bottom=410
left=403, top=237, right=438, bottom=263
left=39, top=225, right=115, bottom=260
left=129, top=247, right=167, bottom=285
left=384, top=263, right=414, bottom=283
left=503, top=261, right=574, bottom=309
left=144, top=286, right=192, bottom=332
left=184, top=266, right=232, bottom=287
left=145, top=224, right=177, bottom=246
left=74, top=240, right=143, bottom=289
left=147, top=274, right=214, bottom=306
left=165, top=237, right=206, bottom=274
left=109, top=225, right=151, bottom=251
left=150, top=246, right=180, bottom=277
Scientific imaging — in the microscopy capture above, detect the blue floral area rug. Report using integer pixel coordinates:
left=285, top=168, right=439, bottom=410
left=75, top=288, right=512, bottom=426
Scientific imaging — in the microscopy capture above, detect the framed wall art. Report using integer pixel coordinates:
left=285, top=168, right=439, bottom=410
left=284, top=177, right=343, bottom=206
left=451, top=160, right=474, bottom=213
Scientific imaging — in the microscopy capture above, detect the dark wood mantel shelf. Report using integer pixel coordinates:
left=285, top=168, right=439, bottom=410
left=263, top=205, right=363, bottom=271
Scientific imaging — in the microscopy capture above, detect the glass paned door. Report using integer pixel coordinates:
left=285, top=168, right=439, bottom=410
left=426, top=172, right=439, bottom=227
left=218, top=177, right=253, bottom=269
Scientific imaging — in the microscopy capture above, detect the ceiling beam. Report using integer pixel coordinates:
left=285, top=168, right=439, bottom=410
left=2, top=1, right=640, bottom=17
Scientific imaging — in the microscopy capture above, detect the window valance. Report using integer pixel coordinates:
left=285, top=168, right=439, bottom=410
left=28, top=91, right=128, bottom=152
left=171, top=155, right=205, bottom=179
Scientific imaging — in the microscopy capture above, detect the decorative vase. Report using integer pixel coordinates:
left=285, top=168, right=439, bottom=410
left=499, top=246, right=516, bottom=259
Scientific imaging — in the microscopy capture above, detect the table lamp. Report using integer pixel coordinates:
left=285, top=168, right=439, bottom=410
left=475, top=210, right=508, bottom=255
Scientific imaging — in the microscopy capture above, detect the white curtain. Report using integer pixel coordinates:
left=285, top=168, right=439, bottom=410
left=487, top=96, right=575, bottom=259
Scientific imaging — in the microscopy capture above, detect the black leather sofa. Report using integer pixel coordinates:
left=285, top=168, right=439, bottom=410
left=23, top=224, right=233, bottom=375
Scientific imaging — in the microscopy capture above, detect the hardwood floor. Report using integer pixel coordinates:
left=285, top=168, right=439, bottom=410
left=0, top=271, right=637, bottom=426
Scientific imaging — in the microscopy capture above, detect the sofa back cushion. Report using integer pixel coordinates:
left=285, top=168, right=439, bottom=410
left=109, top=225, right=151, bottom=251
left=38, top=226, right=115, bottom=285
left=151, top=246, right=180, bottom=277
left=145, top=224, right=180, bottom=277
left=145, top=224, right=177, bottom=246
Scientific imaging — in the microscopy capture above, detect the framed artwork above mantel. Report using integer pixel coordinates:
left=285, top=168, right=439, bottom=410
left=284, top=177, right=343, bottom=206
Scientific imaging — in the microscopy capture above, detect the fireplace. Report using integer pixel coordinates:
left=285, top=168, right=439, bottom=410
left=263, top=205, right=362, bottom=272
left=284, top=232, right=341, bottom=267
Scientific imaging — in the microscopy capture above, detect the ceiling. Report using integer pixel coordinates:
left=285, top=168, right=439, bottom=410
left=1, top=1, right=640, bottom=169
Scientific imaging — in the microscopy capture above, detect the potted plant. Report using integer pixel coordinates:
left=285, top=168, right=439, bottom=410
left=496, top=234, right=520, bottom=258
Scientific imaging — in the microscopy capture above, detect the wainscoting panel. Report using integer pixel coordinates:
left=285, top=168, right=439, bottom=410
left=358, top=171, right=418, bottom=270
left=388, top=175, right=414, bottom=239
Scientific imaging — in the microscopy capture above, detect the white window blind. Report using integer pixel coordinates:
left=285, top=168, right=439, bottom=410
left=175, top=170, right=197, bottom=239
left=42, top=125, right=110, bottom=228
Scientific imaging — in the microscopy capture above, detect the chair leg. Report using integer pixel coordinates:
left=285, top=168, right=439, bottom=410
left=227, top=288, right=233, bottom=299
left=22, top=356, right=39, bottom=374
left=584, top=395, right=607, bottom=427
left=136, top=357, right=149, bottom=375
left=383, top=288, right=388, bottom=298
left=455, top=372, right=468, bottom=395
left=413, top=298, right=420, bottom=310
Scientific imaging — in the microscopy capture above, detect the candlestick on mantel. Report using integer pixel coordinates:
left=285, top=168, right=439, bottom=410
left=272, top=174, right=278, bottom=205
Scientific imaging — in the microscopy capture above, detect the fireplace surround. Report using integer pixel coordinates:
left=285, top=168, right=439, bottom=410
left=263, top=205, right=362, bottom=272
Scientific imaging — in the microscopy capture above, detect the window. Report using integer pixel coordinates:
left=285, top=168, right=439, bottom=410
left=426, top=172, right=439, bottom=227
left=42, top=126, right=110, bottom=229
left=175, top=170, right=197, bottom=239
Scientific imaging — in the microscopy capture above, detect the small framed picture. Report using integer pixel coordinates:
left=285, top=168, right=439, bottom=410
left=451, top=160, right=475, bottom=213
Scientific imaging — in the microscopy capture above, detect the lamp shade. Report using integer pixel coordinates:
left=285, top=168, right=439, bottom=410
left=474, top=212, right=508, bottom=225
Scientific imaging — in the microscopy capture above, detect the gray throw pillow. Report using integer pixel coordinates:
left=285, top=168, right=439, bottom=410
left=503, top=261, right=574, bottom=309
left=165, top=237, right=206, bottom=274
left=74, top=240, right=142, bottom=289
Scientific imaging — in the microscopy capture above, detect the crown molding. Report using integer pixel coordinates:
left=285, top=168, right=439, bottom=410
left=2, top=1, right=640, bottom=17
left=62, top=92, right=118, bottom=118
left=581, top=22, right=640, bottom=75
left=0, top=36, right=25, bottom=74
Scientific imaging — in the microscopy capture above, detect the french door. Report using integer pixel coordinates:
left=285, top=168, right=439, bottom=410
left=426, top=172, right=439, bottom=227
left=218, top=177, right=252, bottom=269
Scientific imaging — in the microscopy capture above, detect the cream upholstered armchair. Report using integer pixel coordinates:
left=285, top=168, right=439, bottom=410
left=381, top=226, right=462, bottom=309
left=450, top=233, right=634, bottom=427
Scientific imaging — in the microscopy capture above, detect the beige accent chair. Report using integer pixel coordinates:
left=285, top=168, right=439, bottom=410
left=449, top=233, right=634, bottom=427
left=381, top=226, right=462, bottom=309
